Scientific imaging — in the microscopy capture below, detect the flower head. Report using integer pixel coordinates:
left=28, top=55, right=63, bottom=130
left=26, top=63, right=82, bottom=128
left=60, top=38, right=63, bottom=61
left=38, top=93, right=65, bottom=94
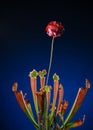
left=45, top=21, right=64, bottom=38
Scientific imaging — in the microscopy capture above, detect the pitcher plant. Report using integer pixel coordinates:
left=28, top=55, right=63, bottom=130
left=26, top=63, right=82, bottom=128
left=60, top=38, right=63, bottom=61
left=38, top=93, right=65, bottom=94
left=12, top=21, right=90, bottom=130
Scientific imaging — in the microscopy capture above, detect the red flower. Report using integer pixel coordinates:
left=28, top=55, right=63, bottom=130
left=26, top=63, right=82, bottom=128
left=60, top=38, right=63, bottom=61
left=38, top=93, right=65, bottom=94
left=45, top=21, right=64, bottom=38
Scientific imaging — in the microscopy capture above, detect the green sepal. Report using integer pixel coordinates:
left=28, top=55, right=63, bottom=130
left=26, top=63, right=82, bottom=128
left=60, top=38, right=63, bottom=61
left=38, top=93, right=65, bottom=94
left=39, top=69, right=47, bottom=77
left=29, top=69, right=38, bottom=78
left=44, top=86, right=51, bottom=92
left=53, top=73, right=59, bottom=80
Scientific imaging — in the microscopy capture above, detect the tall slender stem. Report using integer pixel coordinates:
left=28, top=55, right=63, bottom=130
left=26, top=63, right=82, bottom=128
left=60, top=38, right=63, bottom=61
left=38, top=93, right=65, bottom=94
left=46, top=37, right=55, bottom=85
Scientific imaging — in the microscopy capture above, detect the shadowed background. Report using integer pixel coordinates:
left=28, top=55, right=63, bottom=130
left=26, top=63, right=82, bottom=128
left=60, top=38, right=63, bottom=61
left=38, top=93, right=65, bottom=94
left=0, top=0, right=93, bottom=130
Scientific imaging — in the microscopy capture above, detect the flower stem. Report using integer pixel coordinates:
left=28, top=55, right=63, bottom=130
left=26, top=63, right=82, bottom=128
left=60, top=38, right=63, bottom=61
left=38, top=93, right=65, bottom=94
left=46, top=37, right=55, bottom=85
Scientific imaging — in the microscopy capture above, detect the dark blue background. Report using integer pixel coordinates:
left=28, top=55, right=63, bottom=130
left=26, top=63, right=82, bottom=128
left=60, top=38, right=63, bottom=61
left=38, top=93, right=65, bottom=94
left=0, top=1, right=93, bottom=130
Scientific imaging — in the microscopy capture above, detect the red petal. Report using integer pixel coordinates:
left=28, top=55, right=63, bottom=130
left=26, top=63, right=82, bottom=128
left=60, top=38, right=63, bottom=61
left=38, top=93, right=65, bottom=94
left=45, top=21, right=64, bottom=38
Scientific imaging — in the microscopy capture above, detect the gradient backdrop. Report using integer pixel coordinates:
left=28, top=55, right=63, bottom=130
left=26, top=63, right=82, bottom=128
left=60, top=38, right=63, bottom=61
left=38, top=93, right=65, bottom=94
left=0, top=1, right=93, bottom=130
